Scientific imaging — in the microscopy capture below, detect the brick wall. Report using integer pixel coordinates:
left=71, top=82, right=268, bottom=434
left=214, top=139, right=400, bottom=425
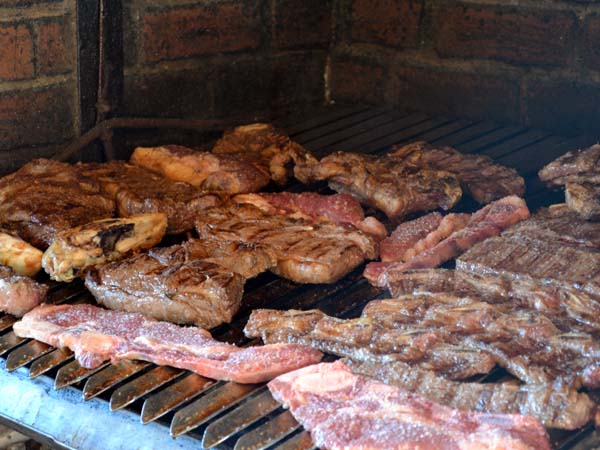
left=0, top=0, right=77, bottom=170
left=331, top=0, right=600, bottom=136
left=121, top=0, right=332, bottom=119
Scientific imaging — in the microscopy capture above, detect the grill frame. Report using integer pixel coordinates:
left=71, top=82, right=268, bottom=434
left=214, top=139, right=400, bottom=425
left=0, top=104, right=597, bottom=450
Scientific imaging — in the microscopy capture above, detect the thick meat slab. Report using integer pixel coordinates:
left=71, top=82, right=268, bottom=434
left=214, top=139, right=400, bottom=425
left=13, top=304, right=322, bottom=383
left=370, top=196, right=530, bottom=287
left=212, top=123, right=316, bottom=185
left=85, top=253, right=244, bottom=328
left=268, top=361, right=551, bottom=450
left=130, top=145, right=271, bottom=193
left=294, top=150, right=462, bottom=219
left=196, top=203, right=378, bottom=284
left=79, top=161, right=220, bottom=234
left=565, top=183, right=600, bottom=220
left=0, top=266, right=47, bottom=317
left=43, top=214, right=167, bottom=282
left=0, top=231, right=42, bottom=277
left=0, top=159, right=115, bottom=249
left=345, top=359, right=595, bottom=430
left=391, top=141, right=525, bottom=203
left=539, top=144, right=600, bottom=186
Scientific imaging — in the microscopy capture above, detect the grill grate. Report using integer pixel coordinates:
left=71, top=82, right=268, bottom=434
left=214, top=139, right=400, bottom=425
left=0, top=105, right=598, bottom=450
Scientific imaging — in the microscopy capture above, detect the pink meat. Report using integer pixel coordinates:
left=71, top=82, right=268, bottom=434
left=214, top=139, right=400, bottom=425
left=380, top=212, right=443, bottom=262
left=0, top=266, right=47, bottom=317
left=268, top=361, right=550, bottom=450
left=13, top=304, right=322, bottom=384
left=371, top=196, right=530, bottom=287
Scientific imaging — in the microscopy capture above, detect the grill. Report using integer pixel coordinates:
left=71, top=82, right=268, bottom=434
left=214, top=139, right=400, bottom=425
left=0, top=104, right=598, bottom=450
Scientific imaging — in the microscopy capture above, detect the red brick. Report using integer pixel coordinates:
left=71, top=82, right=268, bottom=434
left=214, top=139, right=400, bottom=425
left=0, top=23, right=34, bottom=81
left=351, top=0, right=422, bottom=48
left=583, top=14, right=600, bottom=71
left=434, top=4, right=575, bottom=67
left=274, top=0, right=332, bottom=49
left=331, top=59, right=386, bottom=104
left=35, top=17, right=75, bottom=76
left=391, top=65, right=520, bottom=124
left=0, top=84, right=75, bottom=151
left=142, top=2, right=261, bottom=63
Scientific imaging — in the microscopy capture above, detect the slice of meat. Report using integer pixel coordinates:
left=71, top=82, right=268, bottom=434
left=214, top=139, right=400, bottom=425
left=294, top=150, right=462, bottom=219
left=371, top=196, right=530, bottom=287
left=391, top=141, right=525, bottom=204
left=42, top=214, right=167, bottom=282
left=212, top=123, right=316, bottom=185
left=0, top=265, right=48, bottom=317
left=539, top=144, right=600, bottom=186
left=565, top=183, right=600, bottom=221
left=85, top=253, right=244, bottom=328
left=130, top=145, right=271, bottom=193
left=78, top=161, right=221, bottom=234
left=233, top=192, right=387, bottom=238
left=0, top=159, right=116, bottom=249
left=344, top=359, right=596, bottom=430
left=0, top=231, right=43, bottom=277
left=196, top=203, right=378, bottom=284
left=268, top=361, right=551, bottom=450
left=13, top=304, right=322, bottom=383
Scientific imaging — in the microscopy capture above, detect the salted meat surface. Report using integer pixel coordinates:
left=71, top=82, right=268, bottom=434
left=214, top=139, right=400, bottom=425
left=390, top=141, right=525, bottom=204
left=78, top=161, right=220, bottom=234
left=233, top=192, right=387, bottom=238
left=0, top=159, right=115, bottom=249
left=0, top=265, right=48, bottom=317
left=130, top=145, right=271, bottom=193
left=294, top=150, right=462, bottom=219
left=13, top=304, right=322, bottom=384
left=539, top=144, right=600, bottom=186
left=345, top=359, right=596, bottom=430
left=370, top=196, right=530, bottom=287
left=268, top=361, right=551, bottom=450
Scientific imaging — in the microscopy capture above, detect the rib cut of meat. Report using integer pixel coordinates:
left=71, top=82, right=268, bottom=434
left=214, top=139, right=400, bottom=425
left=0, top=159, right=115, bottom=249
left=565, top=183, right=600, bottom=221
left=268, top=361, right=551, bottom=450
left=245, top=309, right=496, bottom=379
left=13, top=304, right=322, bottom=384
left=233, top=192, right=387, bottom=238
left=130, top=145, right=271, bottom=193
left=0, top=230, right=42, bottom=277
left=42, top=213, right=167, bottom=282
left=196, top=202, right=378, bottom=284
left=294, top=150, right=462, bottom=219
left=78, top=161, right=221, bottom=234
left=390, top=141, right=525, bottom=204
left=345, top=359, right=595, bottom=430
left=539, top=144, right=600, bottom=186
left=85, top=253, right=244, bottom=328
left=0, top=265, right=48, bottom=317
left=212, top=123, right=316, bottom=185
left=369, top=196, right=530, bottom=287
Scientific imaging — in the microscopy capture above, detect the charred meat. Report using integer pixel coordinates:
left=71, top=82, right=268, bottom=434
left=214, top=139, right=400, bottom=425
left=539, top=144, right=600, bottom=186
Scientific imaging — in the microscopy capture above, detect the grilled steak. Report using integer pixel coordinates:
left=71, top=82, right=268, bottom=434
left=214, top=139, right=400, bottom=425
left=196, top=202, right=378, bottom=284
left=565, top=183, right=600, bottom=220
left=268, top=361, right=551, bottom=450
left=369, top=196, right=530, bottom=287
left=78, top=161, right=220, bottom=234
left=344, top=359, right=595, bottom=430
left=0, top=159, right=115, bottom=249
left=212, top=123, right=316, bottom=185
left=85, top=253, right=244, bottom=328
left=244, top=309, right=496, bottom=379
left=0, top=265, right=47, bottom=317
left=13, top=304, right=322, bottom=383
left=130, top=145, right=271, bottom=193
left=233, top=192, right=387, bottom=238
left=391, top=141, right=525, bottom=204
left=294, top=150, right=462, bottom=219
left=42, top=214, right=167, bottom=282
left=539, top=144, right=600, bottom=186
left=0, top=231, right=42, bottom=277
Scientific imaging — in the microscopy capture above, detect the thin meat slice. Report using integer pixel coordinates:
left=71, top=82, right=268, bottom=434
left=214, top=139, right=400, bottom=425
left=233, top=192, right=386, bottom=238
left=0, top=265, right=48, bottom=317
left=268, top=361, right=551, bottom=450
left=371, top=196, right=530, bottom=288
left=13, top=304, right=322, bottom=384
left=539, top=144, right=600, bottom=186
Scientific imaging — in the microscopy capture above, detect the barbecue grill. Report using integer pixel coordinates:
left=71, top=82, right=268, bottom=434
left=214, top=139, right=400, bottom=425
left=0, top=104, right=598, bottom=450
